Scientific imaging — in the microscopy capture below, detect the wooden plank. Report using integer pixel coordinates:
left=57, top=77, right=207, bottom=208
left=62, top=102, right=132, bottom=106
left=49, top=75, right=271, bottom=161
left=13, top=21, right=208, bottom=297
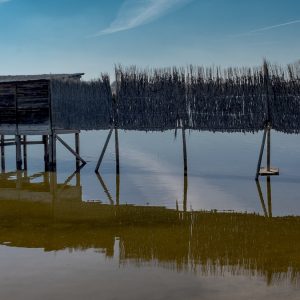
left=259, top=167, right=279, bottom=176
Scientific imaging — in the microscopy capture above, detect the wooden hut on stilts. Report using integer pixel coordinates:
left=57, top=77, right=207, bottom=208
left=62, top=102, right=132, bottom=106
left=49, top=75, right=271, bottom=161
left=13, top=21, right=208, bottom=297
left=0, top=74, right=87, bottom=172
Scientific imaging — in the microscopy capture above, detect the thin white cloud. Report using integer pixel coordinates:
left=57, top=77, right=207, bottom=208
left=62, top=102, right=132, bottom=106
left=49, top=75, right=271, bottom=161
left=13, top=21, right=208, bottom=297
left=92, top=0, right=192, bottom=37
left=0, top=0, right=11, bottom=4
left=232, top=19, right=300, bottom=37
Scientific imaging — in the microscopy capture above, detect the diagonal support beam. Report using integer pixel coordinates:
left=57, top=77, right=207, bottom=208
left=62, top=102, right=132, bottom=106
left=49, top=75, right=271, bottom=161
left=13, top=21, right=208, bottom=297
left=95, top=127, right=114, bottom=172
left=255, top=179, right=268, bottom=217
left=255, top=126, right=268, bottom=180
left=56, top=135, right=86, bottom=165
left=96, top=172, right=114, bottom=205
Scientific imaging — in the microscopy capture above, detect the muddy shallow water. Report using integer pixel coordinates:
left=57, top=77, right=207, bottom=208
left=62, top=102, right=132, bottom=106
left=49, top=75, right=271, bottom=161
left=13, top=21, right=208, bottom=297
left=0, top=130, right=300, bottom=299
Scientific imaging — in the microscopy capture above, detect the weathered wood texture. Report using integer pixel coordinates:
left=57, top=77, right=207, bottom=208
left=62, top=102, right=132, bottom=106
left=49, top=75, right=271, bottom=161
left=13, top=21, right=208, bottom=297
left=0, top=80, right=50, bottom=133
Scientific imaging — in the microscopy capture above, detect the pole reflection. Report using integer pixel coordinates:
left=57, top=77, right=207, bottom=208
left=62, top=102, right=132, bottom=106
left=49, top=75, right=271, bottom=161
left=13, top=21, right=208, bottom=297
left=256, top=176, right=272, bottom=218
left=0, top=170, right=300, bottom=286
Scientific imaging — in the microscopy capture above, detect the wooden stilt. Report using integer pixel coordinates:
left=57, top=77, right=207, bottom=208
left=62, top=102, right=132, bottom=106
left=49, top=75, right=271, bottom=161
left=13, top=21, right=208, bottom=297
left=43, top=135, right=49, bottom=172
left=16, top=170, right=22, bottom=189
left=95, top=128, right=114, bottom=172
left=76, top=171, right=81, bottom=187
left=267, top=176, right=272, bottom=218
left=1, top=135, right=5, bottom=172
left=44, top=170, right=49, bottom=188
left=255, top=179, right=268, bottom=217
left=15, top=135, right=22, bottom=170
left=52, top=134, right=57, bottom=172
left=49, top=133, right=57, bottom=172
left=183, top=174, right=188, bottom=212
left=96, top=173, right=114, bottom=205
left=258, top=125, right=279, bottom=177
left=267, top=127, right=271, bottom=172
left=115, top=128, right=120, bottom=175
left=75, top=132, right=80, bottom=169
left=50, top=171, right=57, bottom=199
left=182, top=128, right=188, bottom=177
left=23, top=135, right=28, bottom=170
left=255, top=127, right=268, bottom=180
left=116, top=174, right=120, bottom=206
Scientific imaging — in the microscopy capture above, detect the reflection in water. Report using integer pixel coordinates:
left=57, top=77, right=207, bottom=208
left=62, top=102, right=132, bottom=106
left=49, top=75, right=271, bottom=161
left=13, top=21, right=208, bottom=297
left=0, top=170, right=300, bottom=288
left=256, top=177, right=273, bottom=218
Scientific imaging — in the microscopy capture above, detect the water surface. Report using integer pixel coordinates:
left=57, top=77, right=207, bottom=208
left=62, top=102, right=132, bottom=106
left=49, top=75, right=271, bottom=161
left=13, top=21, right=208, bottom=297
left=0, top=130, right=300, bottom=299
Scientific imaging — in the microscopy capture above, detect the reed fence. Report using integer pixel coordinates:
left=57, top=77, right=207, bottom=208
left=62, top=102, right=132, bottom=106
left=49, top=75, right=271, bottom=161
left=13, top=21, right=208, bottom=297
left=50, top=61, right=300, bottom=133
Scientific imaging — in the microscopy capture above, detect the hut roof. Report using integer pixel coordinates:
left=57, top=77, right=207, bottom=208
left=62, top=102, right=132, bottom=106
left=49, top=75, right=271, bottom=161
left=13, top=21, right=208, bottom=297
left=0, top=73, right=84, bottom=83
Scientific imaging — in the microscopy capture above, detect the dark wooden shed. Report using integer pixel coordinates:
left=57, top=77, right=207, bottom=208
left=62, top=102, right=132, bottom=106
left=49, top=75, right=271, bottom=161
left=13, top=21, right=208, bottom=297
left=0, top=73, right=84, bottom=135
left=0, top=73, right=86, bottom=172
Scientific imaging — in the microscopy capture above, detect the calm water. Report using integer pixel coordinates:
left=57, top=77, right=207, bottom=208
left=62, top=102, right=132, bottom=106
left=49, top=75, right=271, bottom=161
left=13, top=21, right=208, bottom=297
left=0, top=130, right=300, bottom=299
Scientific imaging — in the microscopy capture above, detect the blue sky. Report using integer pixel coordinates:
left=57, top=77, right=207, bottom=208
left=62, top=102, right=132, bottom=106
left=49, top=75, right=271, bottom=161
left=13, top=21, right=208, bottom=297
left=0, top=0, right=300, bottom=79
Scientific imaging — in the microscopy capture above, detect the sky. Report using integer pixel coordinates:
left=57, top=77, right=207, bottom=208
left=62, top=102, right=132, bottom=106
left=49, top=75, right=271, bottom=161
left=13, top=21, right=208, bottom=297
left=0, top=0, right=300, bottom=79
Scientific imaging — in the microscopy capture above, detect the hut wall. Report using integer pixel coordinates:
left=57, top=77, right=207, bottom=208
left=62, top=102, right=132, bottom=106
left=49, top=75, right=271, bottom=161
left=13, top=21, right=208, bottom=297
left=0, top=83, right=17, bottom=134
left=0, top=80, right=50, bottom=134
left=50, top=76, right=113, bottom=130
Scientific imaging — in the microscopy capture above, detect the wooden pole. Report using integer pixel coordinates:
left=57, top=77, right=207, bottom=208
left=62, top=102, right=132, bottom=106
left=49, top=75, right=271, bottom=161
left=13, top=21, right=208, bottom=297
left=267, top=176, right=272, bottom=218
left=96, top=173, right=114, bottom=205
left=23, top=135, right=27, bottom=170
left=43, top=135, right=49, bottom=172
left=95, top=128, right=114, bottom=172
left=75, top=132, right=80, bottom=169
left=255, top=127, right=268, bottom=180
left=255, top=179, right=268, bottom=217
left=49, top=133, right=56, bottom=172
left=50, top=170, right=57, bottom=199
left=15, top=135, right=22, bottom=170
left=182, top=128, right=188, bottom=177
left=76, top=170, right=81, bottom=187
left=115, top=128, right=120, bottom=175
left=116, top=174, right=120, bottom=206
left=1, top=135, right=5, bottom=172
left=16, top=170, right=22, bottom=189
left=183, top=173, right=188, bottom=212
left=267, top=126, right=271, bottom=172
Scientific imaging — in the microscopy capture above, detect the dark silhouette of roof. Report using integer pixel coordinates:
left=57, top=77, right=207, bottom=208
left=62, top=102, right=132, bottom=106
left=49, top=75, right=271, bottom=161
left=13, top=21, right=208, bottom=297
left=0, top=73, right=84, bottom=83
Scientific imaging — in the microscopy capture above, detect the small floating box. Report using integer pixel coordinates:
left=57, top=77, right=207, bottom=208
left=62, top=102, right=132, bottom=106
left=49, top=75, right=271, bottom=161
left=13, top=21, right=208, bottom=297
left=259, top=167, right=279, bottom=176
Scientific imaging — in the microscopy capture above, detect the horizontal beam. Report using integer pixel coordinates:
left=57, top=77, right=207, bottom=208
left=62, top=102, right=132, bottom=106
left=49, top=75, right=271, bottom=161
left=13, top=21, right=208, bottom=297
left=1, top=141, right=44, bottom=146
